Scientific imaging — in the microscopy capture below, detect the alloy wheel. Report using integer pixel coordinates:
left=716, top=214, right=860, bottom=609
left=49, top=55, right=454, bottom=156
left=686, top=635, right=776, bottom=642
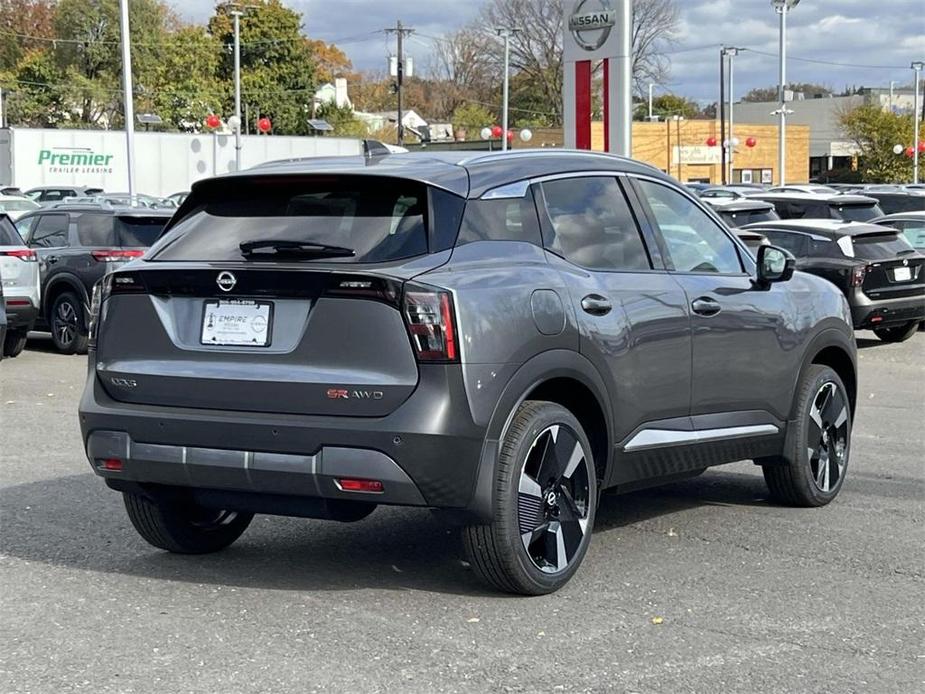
left=54, top=299, right=78, bottom=347
left=517, top=425, right=592, bottom=573
left=807, top=381, right=849, bottom=493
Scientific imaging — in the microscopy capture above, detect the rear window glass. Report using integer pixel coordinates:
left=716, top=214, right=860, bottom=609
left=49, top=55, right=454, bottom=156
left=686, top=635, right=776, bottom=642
left=852, top=233, right=916, bottom=260
left=77, top=213, right=116, bottom=246
left=0, top=216, right=23, bottom=245
left=720, top=209, right=779, bottom=227
left=116, top=217, right=169, bottom=247
left=151, top=177, right=429, bottom=263
left=833, top=204, right=882, bottom=222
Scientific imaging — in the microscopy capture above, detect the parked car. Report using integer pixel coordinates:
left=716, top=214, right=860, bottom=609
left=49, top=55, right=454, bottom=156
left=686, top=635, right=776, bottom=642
left=24, top=186, right=104, bottom=205
left=14, top=203, right=172, bottom=353
left=0, top=195, right=41, bottom=221
left=703, top=199, right=780, bottom=228
left=860, top=191, right=925, bottom=215
left=683, top=183, right=712, bottom=196
left=167, top=191, right=190, bottom=206
left=0, top=186, right=23, bottom=196
left=80, top=150, right=859, bottom=595
left=752, top=192, right=884, bottom=222
left=767, top=184, right=838, bottom=195
left=698, top=187, right=750, bottom=202
left=733, top=229, right=770, bottom=257
left=871, top=211, right=925, bottom=251
left=741, top=219, right=924, bottom=342
left=0, top=213, right=39, bottom=356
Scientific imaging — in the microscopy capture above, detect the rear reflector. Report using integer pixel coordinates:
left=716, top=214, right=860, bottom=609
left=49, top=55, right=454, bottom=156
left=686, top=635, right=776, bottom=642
left=870, top=316, right=883, bottom=323
left=336, top=478, right=384, bottom=493
left=5, top=299, right=30, bottom=307
left=91, top=249, right=145, bottom=262
left=101, top=458, right=124, bottom=471
left=0, top=249, right=37, bottom=262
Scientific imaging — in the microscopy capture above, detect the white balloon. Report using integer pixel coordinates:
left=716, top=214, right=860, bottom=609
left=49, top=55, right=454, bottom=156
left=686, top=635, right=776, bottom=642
left=893, top=144, right=905, bottom=155
left=731, top=137, right=740, bottom=146
left=480, top=127, right=492, bottom=141
left=227, top=115, right=242, bottom=131
left=519, top=128, right=533, bottom=142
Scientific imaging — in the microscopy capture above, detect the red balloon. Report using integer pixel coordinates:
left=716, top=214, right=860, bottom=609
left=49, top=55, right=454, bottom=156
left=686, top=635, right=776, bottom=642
left=490, top=125, right=503, bottom=138
left=706, top=136, right=717, bottom=147
left=257, top=117, right=272, bottom=133
left=918, top=141, right=925, bottom=153
left=205, top=114, right=220, bottom=129
left=746, top=137, right=757, bottom=148
left=906, top=146, right=916, bottom=158
left=506, top=129, right=514, bottom=142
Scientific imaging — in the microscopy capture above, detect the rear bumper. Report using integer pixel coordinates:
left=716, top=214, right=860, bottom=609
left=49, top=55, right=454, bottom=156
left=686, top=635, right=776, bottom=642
left=3, top=299, right=38, bottom=330
left=79, top=364, right=487, bottom=510
left=850, top=293, right=925, bottom=329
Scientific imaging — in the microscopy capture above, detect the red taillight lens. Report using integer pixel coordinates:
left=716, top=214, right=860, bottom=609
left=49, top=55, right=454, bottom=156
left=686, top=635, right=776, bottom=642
left=0, top=249, right=37, bottom=262
left=403, top=284, right=459, bottom=362
left=91, top=249, right=145, bottom=262
left=337, top=478, right=383, bottom=493
left=850, top=264, right=867, bottom=287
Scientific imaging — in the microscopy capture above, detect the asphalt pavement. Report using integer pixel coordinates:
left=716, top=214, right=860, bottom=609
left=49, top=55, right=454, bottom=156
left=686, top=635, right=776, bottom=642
left=1, top=332, right=923, bottom=693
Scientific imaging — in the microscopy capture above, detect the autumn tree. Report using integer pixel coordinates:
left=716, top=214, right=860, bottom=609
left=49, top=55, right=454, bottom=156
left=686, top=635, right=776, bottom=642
left=306, top=39, right=355, bottom=84
left=839, top=103, right=916, bottom=183
left=0, top=0, right=56, bottom=70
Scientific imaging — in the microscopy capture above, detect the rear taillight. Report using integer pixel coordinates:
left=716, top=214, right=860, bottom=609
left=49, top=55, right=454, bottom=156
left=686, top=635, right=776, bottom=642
left=91, top=249, right=145, bottom=262
left=402, top=283, right=458, bottom=362
left=0, top=249, right=37, bottom=262
left=850, top=264, right=868, bottom=287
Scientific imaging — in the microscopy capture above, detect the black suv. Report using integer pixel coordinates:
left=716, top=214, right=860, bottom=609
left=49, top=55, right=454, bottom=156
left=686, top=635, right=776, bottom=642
left=753, top=192, right=884, bottom=222
left=24, top=186, right=104, bottom=205
left=80, top=151, right=858, bottom=594
left=863, top=191, right=925, bottom=215
left=15, top=204, right=172, bottom=353
left=703, top=199, right=780, bottom=228
left=742, top=219, right=925, bottom=342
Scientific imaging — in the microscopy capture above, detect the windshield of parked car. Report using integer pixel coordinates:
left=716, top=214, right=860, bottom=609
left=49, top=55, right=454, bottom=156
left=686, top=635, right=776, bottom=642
left=833, top=203, right=883, bottom=222
left=150, top=177, right=430, bottom=263
left=116, top=217, right=170, bottom=247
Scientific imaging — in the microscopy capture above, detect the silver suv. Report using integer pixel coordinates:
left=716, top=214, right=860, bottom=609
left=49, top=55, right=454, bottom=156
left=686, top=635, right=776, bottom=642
left=80, top=151, right=858, bottom=594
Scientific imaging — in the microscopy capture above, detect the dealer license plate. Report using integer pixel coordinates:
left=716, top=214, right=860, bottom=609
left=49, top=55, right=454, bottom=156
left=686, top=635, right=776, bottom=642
left=201, top=300, right=272, bottom=347
left=893, top=266, right=912, bottom=282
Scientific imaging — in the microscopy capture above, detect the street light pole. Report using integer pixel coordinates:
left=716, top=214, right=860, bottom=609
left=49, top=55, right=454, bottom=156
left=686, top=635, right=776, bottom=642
left=648, top=83, right=654, bottom=121
left=913, top=61, right=923, bottom=185
left=772, top=0, right=799, bottom=186
left=231, top=10, right=242, bottom=171
left=497, top=28, right=520, bottom=152
left=118, top=0, right=136, bottom=198
left=723, top=47, right=741, bottom=184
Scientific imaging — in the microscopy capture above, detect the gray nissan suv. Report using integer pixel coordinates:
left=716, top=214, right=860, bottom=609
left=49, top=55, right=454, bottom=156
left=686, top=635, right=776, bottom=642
left=79, top=151, right=858, bottom=594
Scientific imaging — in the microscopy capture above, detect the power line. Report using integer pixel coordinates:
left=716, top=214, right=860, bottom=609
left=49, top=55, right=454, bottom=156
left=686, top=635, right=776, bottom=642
left=0, top=28, right=382, bottom=48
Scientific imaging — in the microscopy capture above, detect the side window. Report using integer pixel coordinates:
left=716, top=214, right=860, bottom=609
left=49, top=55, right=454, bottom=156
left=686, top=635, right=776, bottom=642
left=76, top=213, right=116, bottom=246
left=30, top=214, right=70, bottom=248
left=635, top=179, right=743, bottom=274
left=540, top=176, right=650, bottom=271
left=763, top=230, right=808, bottom=257
left=15, top=216, right=37, bottom=242
left=456, top=196, right=542, bottom=246
left=41, top=190, right=65, bottom=202
left=809, top=237, right=841, bottom=258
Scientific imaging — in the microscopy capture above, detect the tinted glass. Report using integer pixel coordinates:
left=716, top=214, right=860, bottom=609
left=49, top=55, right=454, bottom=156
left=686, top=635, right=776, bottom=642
left=761, top=230, right=808, bottom=257
left=31, top=215, right=69, bottom=248
left=809, top=237, right=843, bottom=258
left=116, top=217, right=169, bottom=247
left=541, top=177, right=650, bottom=271
left=833, top=204, right=882, bottom=222
left=151, top=177, right=430, bottom=263
left=0, top=216, right=23, bottom=245
left=852, top=233, right=917, bottom=260
left=457, top=196, right=541, bottom=246
left=720, top=208, right=780, bottom=227
left=14, top=216, right=36, bottom=241
left=636, top=180, right=742, bottom=273
left=76, top=214, right=116, bottom=246
left=895, top=222, right=925, bottom=249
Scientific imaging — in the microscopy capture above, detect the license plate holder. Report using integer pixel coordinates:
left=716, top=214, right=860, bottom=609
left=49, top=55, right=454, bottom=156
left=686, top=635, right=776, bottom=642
left=201, top=300, right=273, bottom=347
left=893, top=266, right=912, bottom=282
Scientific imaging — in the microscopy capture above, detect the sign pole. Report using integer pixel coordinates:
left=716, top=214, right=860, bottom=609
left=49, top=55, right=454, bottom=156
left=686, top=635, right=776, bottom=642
left=118, top=0, right=136, bottom=198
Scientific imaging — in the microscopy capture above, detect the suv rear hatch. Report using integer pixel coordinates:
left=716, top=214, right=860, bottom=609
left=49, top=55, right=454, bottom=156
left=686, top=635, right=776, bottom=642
left=851, top=230, right=925, bottom=300
left=829, top=198, right=883, bottom=222
left=94, top=174, right=463, bottom=417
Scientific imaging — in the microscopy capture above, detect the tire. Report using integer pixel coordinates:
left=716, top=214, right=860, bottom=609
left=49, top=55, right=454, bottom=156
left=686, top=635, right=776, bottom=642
left=760, top=365, right=851, bottom=507
left=49, top=292, right=89, bottom=354
left=463, top=401, right=598, bottom=595
left=3, top=329, right=28, bottom=358
left=123, top=492, right=253, bottom=554
left=873, top=321, right=920, bottom=343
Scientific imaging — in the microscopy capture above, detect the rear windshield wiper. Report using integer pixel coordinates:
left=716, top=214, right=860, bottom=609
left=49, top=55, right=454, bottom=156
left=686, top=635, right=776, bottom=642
left=896, top=248, right=917, bottom=255
left=239, top=239, right=356, bottom=260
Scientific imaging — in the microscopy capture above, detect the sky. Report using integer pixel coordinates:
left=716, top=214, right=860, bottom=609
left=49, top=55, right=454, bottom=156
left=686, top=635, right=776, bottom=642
left=173, top=0, right=925, bottom=104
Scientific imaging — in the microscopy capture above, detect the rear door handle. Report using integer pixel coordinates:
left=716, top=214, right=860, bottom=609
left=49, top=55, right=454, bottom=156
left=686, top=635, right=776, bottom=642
left=581, top=294, right=612, bottom=316
left=691, top=297, right=721, bottom=317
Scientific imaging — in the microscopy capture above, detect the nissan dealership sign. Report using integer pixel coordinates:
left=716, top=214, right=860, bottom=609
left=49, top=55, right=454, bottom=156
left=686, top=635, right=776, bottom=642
left=568, top=0, right=616, bottom=51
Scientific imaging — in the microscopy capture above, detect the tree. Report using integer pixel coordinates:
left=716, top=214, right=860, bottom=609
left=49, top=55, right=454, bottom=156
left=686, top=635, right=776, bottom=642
left=0, top=0, right=56, bottom=70
left=1, top=48, right=68, bottom=126
left=306, top=39, right=355, bottom=84
left=452, top=103, right=494, bottom=139
left=315, top=101, right=366, bottom=137
left=428, top=27, right=496, bottom=119
left=209, top=0, right=315, bottom=135
left=838, top=103, right=915, bottom=183
left=742, top=82, right=831, bottom=103
left=633, top=93, right=699, bottom=121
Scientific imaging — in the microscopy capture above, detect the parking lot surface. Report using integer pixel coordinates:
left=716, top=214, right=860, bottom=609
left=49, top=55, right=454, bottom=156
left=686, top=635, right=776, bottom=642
left=1, top=333, right=923, bottom=693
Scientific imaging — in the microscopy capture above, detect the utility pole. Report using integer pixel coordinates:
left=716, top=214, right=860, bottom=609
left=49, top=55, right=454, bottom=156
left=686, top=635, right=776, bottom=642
left=913, top=61, right=923, bottom=185
left=723, top=47, right=742, bottom=185
left=497, top=27, right=520, bottom=151
left=719, top=49, right=726, bottom=184
left=889, top=80, right=895, bottom=112
left=118, top=0, right=135, bottom=198
left=648, top=83, right=654, bottom=121
left=772, top=0, right=799, bottom=186
left=231, top=9, right=242, bottom=171
left=386, top=21, right=414, bottom=146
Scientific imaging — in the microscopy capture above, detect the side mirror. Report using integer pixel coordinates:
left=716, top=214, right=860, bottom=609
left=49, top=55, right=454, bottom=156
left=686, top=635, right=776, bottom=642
left=756, top=244, right=795, bottom=286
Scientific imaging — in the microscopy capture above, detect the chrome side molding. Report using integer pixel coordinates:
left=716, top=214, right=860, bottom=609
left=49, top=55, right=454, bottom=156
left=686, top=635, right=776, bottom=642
left=623, top=424, right=779, bottom=452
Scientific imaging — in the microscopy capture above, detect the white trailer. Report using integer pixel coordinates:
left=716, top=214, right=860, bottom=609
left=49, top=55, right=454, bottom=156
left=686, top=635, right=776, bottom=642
left=0, top=128, right=367, bottom=197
